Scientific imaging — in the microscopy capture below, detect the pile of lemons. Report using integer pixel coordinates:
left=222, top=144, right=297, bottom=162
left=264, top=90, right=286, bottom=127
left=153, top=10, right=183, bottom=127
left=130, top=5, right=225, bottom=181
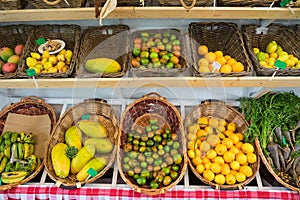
left=197, top=45, right=245, bottom=73
left=187, top=117, right=256, bottom=185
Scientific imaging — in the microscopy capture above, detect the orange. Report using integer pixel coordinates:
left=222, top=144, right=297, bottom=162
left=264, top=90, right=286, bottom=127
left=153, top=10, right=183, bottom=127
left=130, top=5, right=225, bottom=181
left=203, top=169, right=215, bottom=182
left=230, top=161, right=240, bottom=171
left=223, top=151, right=235, bottom=163
left=198, top=45, right=209, bottom=55
left=205, top=52, right=217, bottom=63
left=239, top=165, right=253, bottom=177
left=215, top=174, right=226, bottom=185
left=225, top=174, right=236, bottom=185
left=213, top=156, right=225, bottom=165
left=198, top=58, right=209, bottom=67
left=220, top=64, right=232, bottom=73
left=226, top=58, right=237, bottom=66
left=210, top=162, right=222, bottom=174
left=222, top=138, right=233, bottom=149
left=236, top=152, right=247, bottom=165
left=221, top=163, right=231, bottom=175
left=215, top=144, right=227, bottom=155
left=232, top=62, right=244, bottom=72
left=198, top=117, right=209, bottom=127
left=242, top=143, right=255, bottom=154
left=214, top=50, right=224, bottom=58
left=216, top=57, right=227, bottom=65
left=196, top=163, right=205, bottom=174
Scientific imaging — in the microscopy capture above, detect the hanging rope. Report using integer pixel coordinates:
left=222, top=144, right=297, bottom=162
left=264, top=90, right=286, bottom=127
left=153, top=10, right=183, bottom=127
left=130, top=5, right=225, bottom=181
left=179, top=0, right=197, bottom=9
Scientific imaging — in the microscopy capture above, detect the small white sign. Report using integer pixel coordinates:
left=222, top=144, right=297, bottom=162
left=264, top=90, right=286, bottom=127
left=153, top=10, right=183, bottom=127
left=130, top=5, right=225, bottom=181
left=212, top=61, right=222, bottom=71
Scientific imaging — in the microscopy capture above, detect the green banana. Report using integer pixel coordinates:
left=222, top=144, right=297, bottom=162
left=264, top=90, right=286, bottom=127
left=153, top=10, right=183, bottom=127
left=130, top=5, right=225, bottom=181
left=11, top=143, right=18, bottom=159
left=17, top=143, right=24, bottom=160
left=23, top=133, right=33, bottom=142
left=5, top=162, right=13, bottom=172
left=4, top=138, right=11, bottom=146
left=20, top=132, right=25, bottom=141
left=4, top=145, right=11, bottom=158
left=27, top=155, right=37, bottom=173
left=0, top=135, right=4, bottom=144
left=0, top=156, right=8, bottom=173
left=24, top=138, right=35, bottom=144
left=1, top=171, right=28, bottom=184
left=0, top=141, right=4, bottom=152
left=3, top=131, right=12, bottom=140
left=14, top=162, right=21, bottom=171
left=11, top=132, right=18, bottom=143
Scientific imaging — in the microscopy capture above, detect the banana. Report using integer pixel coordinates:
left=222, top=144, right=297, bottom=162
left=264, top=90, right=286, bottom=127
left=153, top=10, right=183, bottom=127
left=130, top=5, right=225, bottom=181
left=0, top=152, right=4, bottom=161
left=0, top=141, right=4, bottom=152
left=11, top=143, right=18, bottom=159
left=27, top=155, right=37, bottom=173
left=20, top=132, right=25, bottom=141
left=10, top=132, right=18, bottom=143
left=1, top=171, right=28, bottom=184
left=24, top=138, right=35, bottom=144
left=23, top=133, right=33, bottom=142
left=4, top=145, right=11, bottom=158
left=0, top=156, right=8, bottom=173
left=4, top=162, right=13, bottom=172
left=14, top=162, right=21, bottom=171
left=17, top=143, right=24, bottom=160
left=4, top=138, right=11, bottom=146
left=24, top=143, right=30, bottom=159
left=29, top=144, right=34, bottom=156
left=3, top=131, right=11, bottom=140
left=0, top=135, right=4, bottom=144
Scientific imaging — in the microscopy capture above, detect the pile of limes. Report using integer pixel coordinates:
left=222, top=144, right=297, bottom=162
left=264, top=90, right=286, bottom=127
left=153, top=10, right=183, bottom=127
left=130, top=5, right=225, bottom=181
left=187, top=116, right=256, bottom=185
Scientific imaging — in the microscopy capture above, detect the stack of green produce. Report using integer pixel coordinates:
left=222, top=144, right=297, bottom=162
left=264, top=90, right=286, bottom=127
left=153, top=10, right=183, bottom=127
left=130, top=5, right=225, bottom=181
left=239, top=91, right=300, bottom=187
left=0, top=131, right=41, bottom=184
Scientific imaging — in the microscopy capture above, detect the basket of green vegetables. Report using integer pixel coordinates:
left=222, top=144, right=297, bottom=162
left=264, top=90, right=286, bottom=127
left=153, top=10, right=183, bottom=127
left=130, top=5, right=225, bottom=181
left=239, top=91, right=300, bottom=194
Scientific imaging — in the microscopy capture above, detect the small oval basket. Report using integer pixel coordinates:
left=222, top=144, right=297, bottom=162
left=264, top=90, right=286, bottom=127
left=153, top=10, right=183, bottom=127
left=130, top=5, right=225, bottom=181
left=0, top=96, right=56, bottom=190
left=44, top=99, right=119, bottom=188
left=184, top=100, right=260, bottom=190
left=118, top=92, right=187, bottom=195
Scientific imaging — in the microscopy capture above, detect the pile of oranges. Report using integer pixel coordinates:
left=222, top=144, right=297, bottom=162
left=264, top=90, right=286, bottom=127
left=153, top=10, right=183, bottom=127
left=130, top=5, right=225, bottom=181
left=197, top=45, right=245, bottom=73
left=187, top=116, right=256, bottom=185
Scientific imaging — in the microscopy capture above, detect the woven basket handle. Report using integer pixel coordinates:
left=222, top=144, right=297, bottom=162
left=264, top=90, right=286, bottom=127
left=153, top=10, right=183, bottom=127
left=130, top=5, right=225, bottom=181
left=43, top=0, right=61, bottom=5
left=142, top=92, right=165, bottom=100
left=179, top=0, right=196, bottom=10
left=201, top=99, right=225, bottom=105
left=134, top=188, right=165, bottom=195
left=84, top=98, right=107, bottom=104
left=21, top=96, right=44, bottom=103
left=214, top=184, right=243, bottom=190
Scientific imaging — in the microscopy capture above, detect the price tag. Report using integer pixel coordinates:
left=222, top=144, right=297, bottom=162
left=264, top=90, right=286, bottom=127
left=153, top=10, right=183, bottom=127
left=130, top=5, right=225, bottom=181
left=35, top=38, right=46, bottom=46
left=212, top=61, right=221, bottom=72
left=81, top=114, right=91, bottom=120
left=85, top=168, right=98, bottom=181
left=274, top=60, right=287, bottom=70
left=282, top=136, right=287, bottom=146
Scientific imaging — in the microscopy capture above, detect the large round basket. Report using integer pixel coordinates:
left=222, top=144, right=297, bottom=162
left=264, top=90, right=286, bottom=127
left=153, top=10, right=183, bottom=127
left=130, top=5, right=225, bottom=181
left=0, top=96, right=57, bottom=190
left=184, top=100, right=260, bottom=190
left=44, top=99, right=119, bottom=188
left=118, top=92, right=187, bottom=195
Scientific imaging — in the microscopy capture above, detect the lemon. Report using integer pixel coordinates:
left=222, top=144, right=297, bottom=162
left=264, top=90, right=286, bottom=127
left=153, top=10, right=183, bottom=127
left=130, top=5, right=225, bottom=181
left=203, top=170, right=215, bottom=182
left=188, top=140, right=197, bottom=150
left=215, top=144, right=227, bottom=155
left=196, top=163, right=205, bottom=174
left=227, top=122, right=236, bottom=132
left=220, top=64, right=232, bottom=73
left=192, top=157, right=202, bottom=166
left=214, top=174, right=226, bottom=185
left=229, top=146, right=240, bottom=155
left=230, top=170, right=238, bottom=175
left=247, top=153, right=257, bottom=164
left=213, top=156, right=225, bottom=165
left=221, top=163, right=231, bottom=175
left=230, top=161, right=240, bottom=171
left=206, top=149, right=217, bottom=160
left=214, top=51, right=224, bottom=58
left=219, top=133, right=226, bottom=140
left=242, top=143, right=255, bottom=154
left=239, top=166, right=253, bottom=178
left=202, top=156, right=210, bottom=164
left=224, top=130, right=234, bottom=137
left=210, top=162, right=222, bottom=174
left=236, top=152, right=247, bottom=165
left=198, top=117, right=209, bottom=127
left=198, top=58, right=209, bottom=67
left=235, top=172, right=246, bottom=183
left=226, top=174, right=236, bottom=185
left=229, top=134, right=239, bottom=145
left=223, top=151, right=235, bottom=163
left=222, top=138, right=233, bottom=149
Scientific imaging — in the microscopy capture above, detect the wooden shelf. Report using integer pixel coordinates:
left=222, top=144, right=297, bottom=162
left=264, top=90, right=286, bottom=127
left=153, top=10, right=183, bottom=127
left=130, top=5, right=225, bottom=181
left=0, top=7, right=299, bottom=22
left=1, top=76, right=299, bottom=88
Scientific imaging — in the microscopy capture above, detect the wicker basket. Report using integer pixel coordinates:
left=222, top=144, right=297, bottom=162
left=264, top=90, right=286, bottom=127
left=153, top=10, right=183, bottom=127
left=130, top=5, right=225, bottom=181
left=158, top=0, right=213, bottom=6
left=217, top=0, right=279, bottom=6
left=44, top=99, right=119, bottom=188
left=17, top=24, right=81, bottom=78
left=0, top=24, right=35, bottom=79
left=129, top=28, right=189, bottom=77
left=243, top=24, right=300, bottom=76
left=28, top=0, right=85, bottom=8
left=189, top=22, right=252, bottom=77
left=76, top=25, right=130, bottom=78
left=0, top=96, right=56, bottom=190
left=184, top=100, right=260, bottom=190
left=118, top=92, right=187, bottom=195
left=0, top=0, right=27, bottom=10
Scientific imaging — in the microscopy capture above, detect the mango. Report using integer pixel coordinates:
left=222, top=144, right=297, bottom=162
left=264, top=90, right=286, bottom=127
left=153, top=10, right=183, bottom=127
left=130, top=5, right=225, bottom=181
left=84, top=138, right=113, bottom=153
left=76, top=157, right=107, bottom=181
left=266, top=41, right=277, bottom=54
left=2, top=62, right=16, bottom=74
left=7, top=55, right=20, bottom=64
left=84, top=58, right=121, bottom=73
left=14, top=44, right=24, bottom=56
left=51, top=143, right=70, bottom=178
left=0, top=47, right=14, bottom=62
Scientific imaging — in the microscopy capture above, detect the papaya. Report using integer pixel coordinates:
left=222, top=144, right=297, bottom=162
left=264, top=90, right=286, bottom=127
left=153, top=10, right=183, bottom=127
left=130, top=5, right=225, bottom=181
left=65, top=126, right=82, bottom=150
left=51, top=143, right=70, bottom=178
left=84, top=58, right=121, bottom=73
left=71, top=144, right=95, bottom=174
left=84, top=138, right=114, bottom=153
left=77, top=120, right=108, bottom=138
left=76, top=157, right=107, bottom=181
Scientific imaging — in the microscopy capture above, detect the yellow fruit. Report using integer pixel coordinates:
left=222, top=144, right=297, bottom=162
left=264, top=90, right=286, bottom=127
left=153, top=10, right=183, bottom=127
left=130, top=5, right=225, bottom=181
left=203, top=169, right=215, bottom=182
left=48, top=55, right=58, bottom=65
left=76, top=157, right=106, bottom=181
left=239, top=166, right=253, bottom=177
left=224, top=130, right=234, bottom=137
left=213, top=156, right=225, bottom=165
left=225, top=174, right=236, bottom=185
left=216, top=57, right=227, bottom=65
left=204, top=162, right=212, bottom=170
left=220, top=64, right=232, bottom=73
left=198, top=45, right=209, bottom=55
left=85, top=58, right=121, bottom=73
left=236, top=152, right=247, bottom=165
left=235, top=172, right=246, bottom=183
left=51, top=143, right=71, bottom=178
left=230, top=170, right=238, bottom=176
left=195, top=149, right=201, bottom=158
left=218, top=119, right=227, bottom=127
left=198, top=66, right=210, bottom=73
left=227, top=58, right=237, bottom=66
left=230, top=161, right=240, bottom=171
left=65, top=126, right=82, bottom=150
left=43, top=61, right=53, bottom=70
left=200, top=141, right=211, bottom=153
left=223, top=151, right=235, bottom=163
left=207, top=134, right=220, bottom=147
left=214, top=51, right=223, bottom=58
left=198, top=58, right=209, bottom=67
left=222, top=138, right=233, bottom=149
left=209, top=117, right=219, bottom=128
left=224, top=55, right=231, bottom=60
left=229, top=134, right=239, bottom=145
left=235, top=141, right=243, bottom=149
left=42, top=50, right=50, bottom=59
left=205, top=52, right=217, bottom=63
left=71, top=144, right=95, bottom=174
left=235, top=133, right=244, bottom=141
left=215, top=144, right=227, bottom=155
left=188, top=149, right=196, bottom=159
left=192, top=157, right=203, bottom=166
left=187, top=133, right=197, bottom=141
left=77, top=120, right=108, bottom=138
left=205, top=126, right=214, bottom=134
left=196, top=129, right=207, bottom=138
left=253, top=48, right=260, bottom=55
left=202, top=156, right=210, bottom=164
left=198, top=117, right=209, bottom=127
left=232, top=62, right=244, bottom=72
left=242, top=143, right=255, bottom=154
left=206, top=149, right=217, bottom=160
left=246, top=153, right=257, bottom=164
left=269, top=52, right=278, bottom=59
left=221, top=163, right=231, bottom=175
left=227, top=122, right=236, bottom=132
left=26, top=57, right=38, bottom=68
left=188, top=124, right=200, bottom=134
left=188, top=140, right=197, bottom=150
left=210, top=162, right=222, bottom=174
left=215, top=174, right=226, bottom=185
left=196, top=163, right=205, bottom=174
left=48, top=67, right=58, bottom=73
left=266, top=41, right=278, bottom=54
left=219, top=133, right=226, bottom=140
left=229, top=146, right=240, bottom=155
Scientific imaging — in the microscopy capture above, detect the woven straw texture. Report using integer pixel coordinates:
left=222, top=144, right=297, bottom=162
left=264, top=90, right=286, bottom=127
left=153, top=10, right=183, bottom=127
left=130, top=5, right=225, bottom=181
left=217, top=0, right=279, bottom=6
left=0, top=24, right=35, bottom=79
left=189, top=22, right=252, bottom=77
left=129, top=29, right=188, bottom=77
left=44, top=99, right=119, bottom=188
left=28, top=0, right=85, bottom=8
left=158, top=0, right=213, bottom=6
left=77, top=25, right=130, bottom=78
left=0, top=0, right=27, bottom=10
left=0, top=96, right=57, bottom=190
left=243, top=24, right=300, bottom=76
left=184, top=100, right=260, bottom=190
left=17, top=24, right=81, bottom=78
left=118, top=92, right=187, bottom=195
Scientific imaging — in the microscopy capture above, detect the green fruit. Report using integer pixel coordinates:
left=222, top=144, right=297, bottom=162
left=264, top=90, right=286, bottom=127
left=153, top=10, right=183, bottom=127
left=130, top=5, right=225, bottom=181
left=256, top=52, right=267, bottom=62
left=84, top=58, right=121, bottom=73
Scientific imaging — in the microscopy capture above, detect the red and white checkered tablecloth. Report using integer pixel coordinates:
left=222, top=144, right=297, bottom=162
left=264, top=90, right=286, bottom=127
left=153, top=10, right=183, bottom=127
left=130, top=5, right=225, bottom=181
left=0, top=185, right=299, bottom=200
